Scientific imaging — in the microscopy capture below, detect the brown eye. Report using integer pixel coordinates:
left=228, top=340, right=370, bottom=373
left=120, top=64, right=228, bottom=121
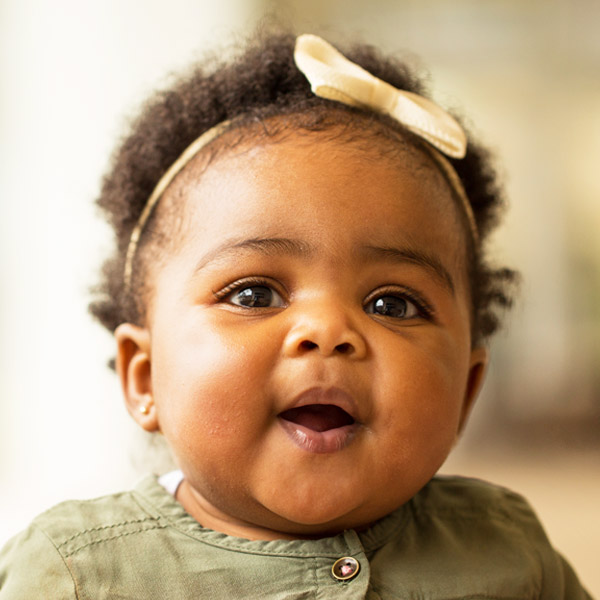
left=367, top=295, right=418, bottom=319
left=228, top=285, right=283, bottom=308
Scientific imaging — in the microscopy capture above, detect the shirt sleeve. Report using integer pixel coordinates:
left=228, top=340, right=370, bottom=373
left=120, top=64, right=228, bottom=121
left=555, top=552, right=594, bottom=600
left=487, top=482, right=593, bottom=599
left=0, top=526, right=78, bottom=599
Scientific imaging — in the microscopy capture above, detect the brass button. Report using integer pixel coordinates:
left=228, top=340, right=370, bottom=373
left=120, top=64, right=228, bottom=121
left=331, top=556, right=360, bottom=581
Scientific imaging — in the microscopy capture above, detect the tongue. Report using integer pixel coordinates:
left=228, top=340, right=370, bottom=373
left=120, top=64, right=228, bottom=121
left=279, top=404, right=354, bottom=432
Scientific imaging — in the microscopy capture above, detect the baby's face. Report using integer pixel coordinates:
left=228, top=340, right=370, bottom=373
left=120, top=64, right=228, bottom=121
left=119, top=131, right=486, bottom=539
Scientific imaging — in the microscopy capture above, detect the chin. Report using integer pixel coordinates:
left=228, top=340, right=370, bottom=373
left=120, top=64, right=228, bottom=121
left=264, top=494, right=386, bottom=537
left=258, top=474, right=414, bottom=536
left=260, top=495, right=351, bottom=532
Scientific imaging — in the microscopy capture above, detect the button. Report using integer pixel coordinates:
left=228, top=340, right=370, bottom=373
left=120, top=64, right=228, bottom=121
left=331, top=556, right=360, bottom=581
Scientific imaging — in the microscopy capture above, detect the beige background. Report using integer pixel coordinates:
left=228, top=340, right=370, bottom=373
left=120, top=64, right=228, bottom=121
left=1, top=0, right=598, bottom=594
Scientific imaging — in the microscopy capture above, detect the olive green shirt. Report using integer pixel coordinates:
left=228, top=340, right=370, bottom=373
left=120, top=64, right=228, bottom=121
left=0, top=475, right=592, bottom=599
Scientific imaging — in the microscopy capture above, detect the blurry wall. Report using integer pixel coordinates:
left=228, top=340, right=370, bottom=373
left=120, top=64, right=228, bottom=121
left=1, top=0, right=598, bottom=587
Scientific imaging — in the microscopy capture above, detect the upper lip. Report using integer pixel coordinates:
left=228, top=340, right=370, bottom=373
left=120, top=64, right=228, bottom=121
left=278, top=387, right=361, bottom=423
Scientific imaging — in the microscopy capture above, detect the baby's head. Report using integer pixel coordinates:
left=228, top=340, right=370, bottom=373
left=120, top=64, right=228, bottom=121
left=90, top=33, right=515, bottom=539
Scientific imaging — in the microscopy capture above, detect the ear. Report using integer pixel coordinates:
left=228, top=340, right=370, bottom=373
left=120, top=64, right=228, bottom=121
left=457, top=346, right=489, bottom=435
left=115, top=323, right=159, bottom=432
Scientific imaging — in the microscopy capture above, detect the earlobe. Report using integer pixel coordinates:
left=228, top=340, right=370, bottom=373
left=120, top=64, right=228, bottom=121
left=458, top=346, right=489, bottom=435
left=115, top=323, right=159, bottom=432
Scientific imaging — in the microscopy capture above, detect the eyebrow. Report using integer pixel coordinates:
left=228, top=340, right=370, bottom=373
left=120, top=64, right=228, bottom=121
left=195, top=237, right=314, bottom=272
left=195, top=236, right=455, bottom=294
left=361, top=245, right=455, bottom=294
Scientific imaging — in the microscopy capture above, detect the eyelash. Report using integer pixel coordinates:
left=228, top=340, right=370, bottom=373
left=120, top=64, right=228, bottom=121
left=213, top=277, right=435, bottom=320
left=212, top=277, right=285, bottom=302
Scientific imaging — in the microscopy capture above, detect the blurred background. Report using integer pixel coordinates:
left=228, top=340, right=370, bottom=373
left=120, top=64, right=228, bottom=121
left=1, top=0, right=598, bottom=593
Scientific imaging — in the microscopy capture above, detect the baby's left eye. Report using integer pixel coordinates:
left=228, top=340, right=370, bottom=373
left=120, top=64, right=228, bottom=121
left=227, top=285, right=284, bottom=308
left=365, top=294, right=420, bottom=319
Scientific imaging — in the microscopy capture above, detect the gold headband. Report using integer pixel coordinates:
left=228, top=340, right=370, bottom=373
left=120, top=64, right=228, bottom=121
left=123, top=34, right=476, bottom=288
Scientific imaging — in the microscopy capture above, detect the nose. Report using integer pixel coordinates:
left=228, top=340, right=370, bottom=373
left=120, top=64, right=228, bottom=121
left=282, top=300, right=368, bottom=359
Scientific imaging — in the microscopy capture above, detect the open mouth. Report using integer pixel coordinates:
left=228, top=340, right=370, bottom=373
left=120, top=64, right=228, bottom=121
left=279, top=404, right=355, bottom=432
left=278, top=402, right=358, bottom=453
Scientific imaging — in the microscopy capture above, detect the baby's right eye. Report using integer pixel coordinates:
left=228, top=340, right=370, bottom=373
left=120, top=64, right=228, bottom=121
left=225, top=284, right=284, bottom=308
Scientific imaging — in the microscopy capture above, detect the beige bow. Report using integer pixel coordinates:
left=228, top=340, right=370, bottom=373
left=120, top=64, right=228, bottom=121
left=294, top=34, right=467, bottom=159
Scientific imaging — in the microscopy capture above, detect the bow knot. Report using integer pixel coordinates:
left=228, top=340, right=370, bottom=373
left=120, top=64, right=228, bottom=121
left=294, top=34, right=467, bottom=159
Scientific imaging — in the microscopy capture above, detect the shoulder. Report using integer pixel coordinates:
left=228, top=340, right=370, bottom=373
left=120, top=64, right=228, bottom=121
left=379, top=476, right=593, bottom=599
left=417, top=474, right=541, bottom=522
left=0, top=477, right=164, bottom=598
left=26, top=480, right=164, bottom=558
left=408, top=476, right=555, bottom=562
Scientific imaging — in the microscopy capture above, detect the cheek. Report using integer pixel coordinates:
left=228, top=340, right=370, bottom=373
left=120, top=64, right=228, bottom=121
left=151, top=318, right=277, bottom=445
left=374, top=332, right=469, bottom=441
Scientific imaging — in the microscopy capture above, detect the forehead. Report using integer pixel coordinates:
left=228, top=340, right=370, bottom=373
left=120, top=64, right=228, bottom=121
left=167, top=130, right=469, bottom=278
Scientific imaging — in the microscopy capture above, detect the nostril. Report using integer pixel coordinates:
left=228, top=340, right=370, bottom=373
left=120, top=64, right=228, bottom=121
left=299, top=340, right=318, bottom=351
left=335, top=342, right=352, bottom=354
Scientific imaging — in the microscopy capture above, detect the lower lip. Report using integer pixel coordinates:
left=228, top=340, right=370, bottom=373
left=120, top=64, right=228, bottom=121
left=278, top=418, right=359, bottom=454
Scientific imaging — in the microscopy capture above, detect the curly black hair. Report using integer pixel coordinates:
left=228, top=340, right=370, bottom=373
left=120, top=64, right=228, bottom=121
left=89, top=31, right=516, bottom=352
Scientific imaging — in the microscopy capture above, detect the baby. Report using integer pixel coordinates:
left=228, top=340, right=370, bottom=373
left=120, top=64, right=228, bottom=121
left=0, top=33, right=592, bottom=599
